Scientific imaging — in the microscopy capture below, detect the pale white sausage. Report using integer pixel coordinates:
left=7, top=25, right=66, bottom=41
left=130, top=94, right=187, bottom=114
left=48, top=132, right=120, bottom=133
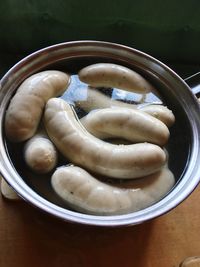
left=51, top=165, right=175, bottom=215
left=24, top=133, right=58, bottom=174
left=44, top=98, right=166, bottom=179
left=75, top=87, right=117, bottom=112
left=5, top=70, right=70, bottom=142
left=139, top=104, right=175, bottom=127
left=75, top=87, right=175, bottom=127
left=78, top=63, right=155, bottom=93
left=81, top=107, right=170, bottom=146
left=0, top=177, right=20, bottom=200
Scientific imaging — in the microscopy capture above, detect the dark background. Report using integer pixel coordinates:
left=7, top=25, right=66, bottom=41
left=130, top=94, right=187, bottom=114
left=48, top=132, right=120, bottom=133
left=0, top=0, right=199, bottom=78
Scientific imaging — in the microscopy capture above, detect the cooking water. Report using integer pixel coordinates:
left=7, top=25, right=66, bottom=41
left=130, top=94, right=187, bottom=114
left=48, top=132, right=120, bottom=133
left=62, top=75, right=162, bottom=117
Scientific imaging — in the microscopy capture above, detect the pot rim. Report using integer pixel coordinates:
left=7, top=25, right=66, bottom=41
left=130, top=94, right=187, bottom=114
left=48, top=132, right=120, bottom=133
left=0, top=40, right=200, bottom=227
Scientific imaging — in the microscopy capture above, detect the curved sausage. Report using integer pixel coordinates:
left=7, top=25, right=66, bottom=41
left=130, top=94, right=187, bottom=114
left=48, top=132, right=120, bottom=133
left=5, top=70, right=70, bottom=142
left=44, top=98, right=166, bottom=179
left=51, top=165, right=175, bottom=215
left=139, top=104, right=175, bottom=127
left=78, top=63, right=155, bottom=93
left=81, top=107, right=170, bottom=146
left=75, top=87, right=175, bottom=127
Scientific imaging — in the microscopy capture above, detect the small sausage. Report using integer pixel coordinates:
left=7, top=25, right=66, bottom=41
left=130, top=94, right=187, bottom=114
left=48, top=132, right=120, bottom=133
left=24, top=133, right=58, bottom=174
left=5, top=70, right=70, bottom=142
left=51, top=165, right=175, bottom=215
left=75, top=87, right=175, bottom=127
left=78, top=63, right=155, bottom=93
left=139, top=104, right=175, bottom=127
left=1, top=177, right=20, bottom=200
left=75, top=87, right=137, bottom=112
left=44, top=98, right=166, bottom=179
left=81, top=107, right=170, bottom=146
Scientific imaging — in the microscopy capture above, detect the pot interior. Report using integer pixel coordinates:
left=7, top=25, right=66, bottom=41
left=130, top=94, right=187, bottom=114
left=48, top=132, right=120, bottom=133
left=3, top=53, right=191, bottom=209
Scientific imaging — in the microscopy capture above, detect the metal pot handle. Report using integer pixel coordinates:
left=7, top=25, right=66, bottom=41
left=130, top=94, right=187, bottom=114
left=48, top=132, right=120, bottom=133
left=184, top=72, right=200, bottom=98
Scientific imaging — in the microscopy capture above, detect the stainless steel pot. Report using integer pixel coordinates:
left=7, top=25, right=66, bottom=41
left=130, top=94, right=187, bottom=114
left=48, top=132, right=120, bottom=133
left=0, top=41, right=200, bottom=227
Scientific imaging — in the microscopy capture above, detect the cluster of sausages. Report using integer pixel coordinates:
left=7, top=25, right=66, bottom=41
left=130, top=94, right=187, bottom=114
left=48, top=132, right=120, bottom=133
left=5, top=64, right=175, bottom=215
